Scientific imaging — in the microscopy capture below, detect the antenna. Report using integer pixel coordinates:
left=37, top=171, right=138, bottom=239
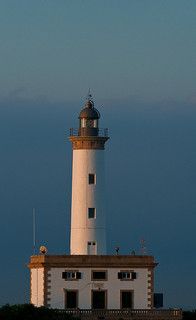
left=33, top=208, right=36, bottom=255
left=140, top=238, right=147, bottom=255
left=115, top=246, right=120, bottom=255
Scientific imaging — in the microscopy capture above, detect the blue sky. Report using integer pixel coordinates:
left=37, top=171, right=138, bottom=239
left=0, top=0, right=196, bottom=103
left=0, top=0, right=196, bottom=309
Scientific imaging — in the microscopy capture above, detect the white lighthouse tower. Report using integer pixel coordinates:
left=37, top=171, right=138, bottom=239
left=28, top=94, right=182, bottom=319
left=69, top=94, right=109, bottom=255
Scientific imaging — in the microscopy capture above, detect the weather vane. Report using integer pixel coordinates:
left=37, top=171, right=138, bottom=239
left=87, top=88, right=92, bottom=101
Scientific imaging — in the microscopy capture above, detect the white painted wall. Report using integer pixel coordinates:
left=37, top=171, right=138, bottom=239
left=48, top=267, right=149, bottom=309
left=31, top=268, right=44, bottom=307
left=70, top=149, right=106, bottom=255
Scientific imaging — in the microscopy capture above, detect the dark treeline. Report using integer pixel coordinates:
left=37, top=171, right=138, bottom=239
left=183, top=311, right=196, bottom=320
left=0, top=304, right=196, bottom=320
left=0, top=304, right=77, bottom=320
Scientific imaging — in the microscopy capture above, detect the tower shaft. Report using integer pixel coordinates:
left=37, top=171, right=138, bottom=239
left=70, top=147, right=106, bottom=255
left=69, top=97, right=109, bottom=255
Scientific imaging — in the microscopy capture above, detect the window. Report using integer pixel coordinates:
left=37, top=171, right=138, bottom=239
left=86, top=119, right=95, bottom=128
left=92, top=270, right=107, bottom=281
left=88, top=241, right=96, bottom=245
left=89, top=173, right=96, bottom=184
left=65, top=290, right=78, bottom=309
left=118, top=271, right=137, bottom=280
left=80, top=119, right=98, bottom=128
left=88, top=208, right=96, bottom=219
left=93, top=119, right=98, bottom=128
left=121, top=291, right=133, bottom=309
left=80, top=118, right=86, bottom=128
left=62, top=271, right=81, bottom=280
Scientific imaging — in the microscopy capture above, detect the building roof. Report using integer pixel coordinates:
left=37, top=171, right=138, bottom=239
left=28, top=255, right=158, bottom=269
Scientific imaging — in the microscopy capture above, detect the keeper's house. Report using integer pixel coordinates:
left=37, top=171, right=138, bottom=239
left=29, top=255, right=156, bottom=309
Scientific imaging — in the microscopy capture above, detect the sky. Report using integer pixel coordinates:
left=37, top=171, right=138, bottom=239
left=0, top=0, right=196, bottom=309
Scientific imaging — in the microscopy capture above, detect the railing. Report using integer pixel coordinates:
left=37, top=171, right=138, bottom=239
left=69, top=128, right=109, bottom=137
left=56, top=308, right=182, bottom=319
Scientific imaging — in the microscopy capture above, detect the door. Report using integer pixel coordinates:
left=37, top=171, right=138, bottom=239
left=65, top=290, right=78, bottom=309
left=92, top=290, right=106, bottom=309
left=121, top=291, right=133, bottom=309
left=87, top=241, right=97, bottom=255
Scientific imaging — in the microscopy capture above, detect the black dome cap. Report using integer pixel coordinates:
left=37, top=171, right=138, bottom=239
left=79, top=100, right=100, bottom=119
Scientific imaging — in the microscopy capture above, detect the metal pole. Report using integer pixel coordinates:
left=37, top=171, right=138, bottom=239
left=33, top=208, right=36, bottom=255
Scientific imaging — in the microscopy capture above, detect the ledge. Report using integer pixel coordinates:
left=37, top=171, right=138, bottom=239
left=69, top=136, right=109, bottom=150
left=28, top=255, right=158, bottom=269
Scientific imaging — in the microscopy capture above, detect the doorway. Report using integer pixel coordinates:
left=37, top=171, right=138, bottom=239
left=65, top=290, right=78, bottom=309
left=87, top=241, right=97, bottom=255
left=121, top=290, right=133, bottom=309
left=92, top=290, right=107, bottom=309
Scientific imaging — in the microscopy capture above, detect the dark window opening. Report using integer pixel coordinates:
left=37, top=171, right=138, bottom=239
left=92, top=290, right=106, bottom=309
left=62, top=271, right=81, bottom=280
left=65, top=290, right=78, bottom=309
left=121, top=291, right=133, bottom=309
left=86, top=119, right=95, bottom=128
left=92, top=271, right=107, bottom=280
left=88, top=208, right=96, bottom=219
left=118, top=271, right=137, bottom=280
left=89, top=174, right=96, bottom=184
left=88, top=241, right=96, bottom=246
left=154, top=293, right=163, bottom=308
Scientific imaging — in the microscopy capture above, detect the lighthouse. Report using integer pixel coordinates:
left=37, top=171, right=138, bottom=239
left=69, top=94, right=109, bottom=255
left=28, top=95, right=182, bottom=319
